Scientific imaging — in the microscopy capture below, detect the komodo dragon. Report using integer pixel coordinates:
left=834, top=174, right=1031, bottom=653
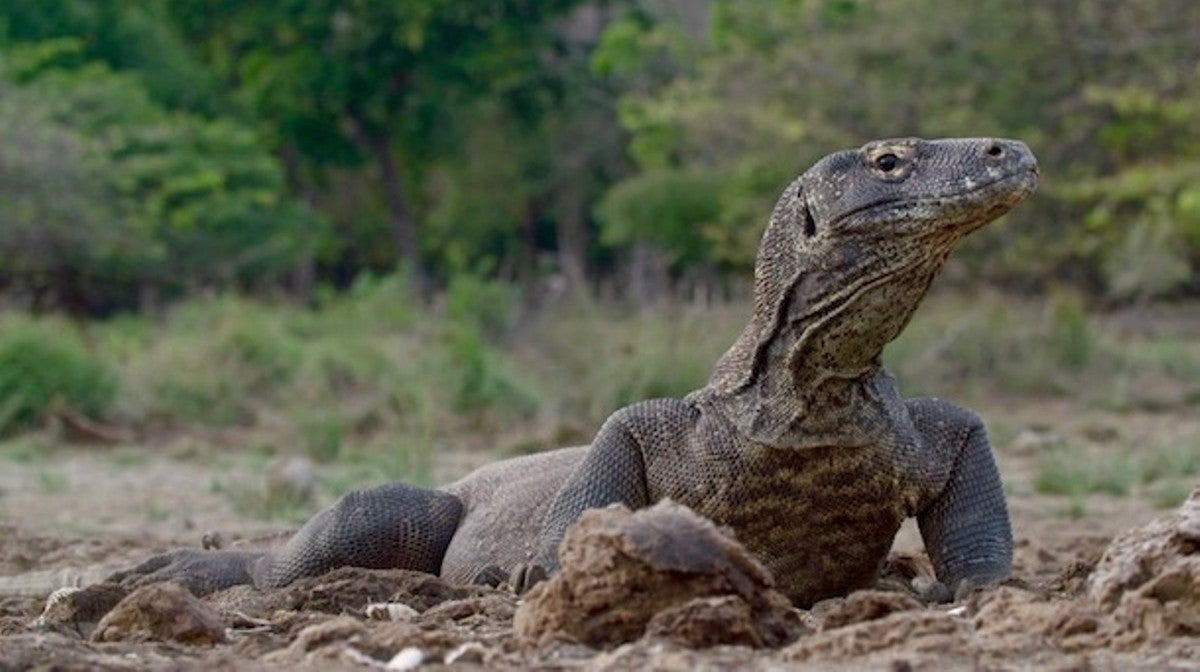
left=116, top=137, right=1039, bottom=606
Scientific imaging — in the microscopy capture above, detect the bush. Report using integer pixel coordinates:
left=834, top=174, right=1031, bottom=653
left=0, top=322, right=117, bottom=435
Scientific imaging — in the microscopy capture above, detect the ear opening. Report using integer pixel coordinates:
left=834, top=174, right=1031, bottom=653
left=802, top=206, right=816, bottom=238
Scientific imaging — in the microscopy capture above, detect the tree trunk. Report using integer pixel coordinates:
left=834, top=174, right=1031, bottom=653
left=371, top=136, right=428, bottom=297
left=348, top=111, right=428, bottom=298
left=556, top=182, right=588, bottom=291
left=627, top=243, right=668, bottom=309
left=280, top=143, right=318, bottom=304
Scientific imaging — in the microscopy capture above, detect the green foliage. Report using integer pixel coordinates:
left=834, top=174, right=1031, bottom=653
left=596, top=168, right=723, bottom=268
left=6, top=0, right=1200, bottom=313
left=531, top=302, right=741, bottom=424
left=600, top=0, right=1200, bottom=298
left=1034, top=446, right=1137, bottom=498
left=0, top=78, right=130, bottom=307
left=0, top=40, right=325, bottom=310
left=0, top=0, right=216, bottom=110
left=1049, top=291, right=1093, bottom=373
left=167, top=0, right=592, bottom=285
left=1035, top=435, right=1200, bottom=508
left=443, top=276, right=536, bottom=415
left=0, top=320, right=117, bottom=436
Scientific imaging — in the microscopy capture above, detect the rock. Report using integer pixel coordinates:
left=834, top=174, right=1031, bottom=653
left=513, top=500, right=805, bottom=648
left=91, top=582, right=226, bottom=645
left=1088, top=487, right=1200, bottom=640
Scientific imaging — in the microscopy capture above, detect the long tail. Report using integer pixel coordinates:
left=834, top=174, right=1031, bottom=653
left=0, top=563, right=124, bottom=597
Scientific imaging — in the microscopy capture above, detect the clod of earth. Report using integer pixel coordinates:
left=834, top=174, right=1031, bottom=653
left=1088, top=486, right=1200, bottom=640
left=513, top=500, right=806, bottom=648
left=90, top=582, right=226, bottom=645
left=34, top=583, right=128, bottom=639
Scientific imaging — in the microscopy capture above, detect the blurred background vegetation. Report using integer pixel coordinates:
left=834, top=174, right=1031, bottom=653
left=3, top=0, right=1199, bottom=312
left=1, top=1, right=1198, bottom=480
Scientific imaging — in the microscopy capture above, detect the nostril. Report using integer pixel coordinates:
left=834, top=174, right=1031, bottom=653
left=985, top=143, right=1004, bottom=158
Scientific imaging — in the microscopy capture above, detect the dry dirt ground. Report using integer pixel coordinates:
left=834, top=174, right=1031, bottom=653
left=0, top=398, right=1198, bottom=670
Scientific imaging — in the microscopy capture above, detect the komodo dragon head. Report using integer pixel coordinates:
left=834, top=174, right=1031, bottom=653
left=705, top=137, right=1039, bottom=445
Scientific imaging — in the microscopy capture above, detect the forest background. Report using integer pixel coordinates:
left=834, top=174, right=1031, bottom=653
left=1, top=0, right=1198, bottom=478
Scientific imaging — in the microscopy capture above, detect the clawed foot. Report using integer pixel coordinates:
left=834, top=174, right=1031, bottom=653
left=509, top=562, right=550, bottom=595
left=107, top=549, right=262, bottom=597
left=468, top=563, right=550, bottom=594
left=911, top=577, right=977, bottom=604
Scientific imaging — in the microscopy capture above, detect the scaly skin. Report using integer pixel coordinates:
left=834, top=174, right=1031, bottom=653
left=114, top=137, right=1038, bottom=606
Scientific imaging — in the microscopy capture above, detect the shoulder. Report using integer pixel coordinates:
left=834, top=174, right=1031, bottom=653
left=607, top=398, right=700, bottom=429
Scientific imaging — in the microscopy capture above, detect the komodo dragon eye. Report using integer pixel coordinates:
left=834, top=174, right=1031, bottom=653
left=875, top=153, right=900, bottom=172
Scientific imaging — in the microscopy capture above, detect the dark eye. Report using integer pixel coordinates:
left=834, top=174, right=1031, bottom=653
left=875, top=153, right=899, bottom=172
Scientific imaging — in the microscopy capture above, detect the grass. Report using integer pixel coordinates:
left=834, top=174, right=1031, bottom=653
left=0, top=317, right=117, bottom=436
left=1033, top=433, right=1200, bottom=514
left=35, top=466, right=69, bottom=494
left=9, top=283, right=1196, bottom=455
left=2, top=277, right=1199, bottom=516
left=1034, top=448, right=1136, bottom=498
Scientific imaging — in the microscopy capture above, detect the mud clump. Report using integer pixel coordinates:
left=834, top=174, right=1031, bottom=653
left=1088, top=486, right=1200, bottom=641
left=814, top=590, right=924, bottom=630
left=34, top=582, right=129, bottom=638
left=91, top=581, right=227, bottom=645
left=513, top=500, right=806, bottom=648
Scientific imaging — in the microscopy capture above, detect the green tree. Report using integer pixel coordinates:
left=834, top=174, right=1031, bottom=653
left=0, top=77, right=127, bottom=313
left=0, top=0, right=216, bottom=110
left=168, top=0, right=591, bottom=294
left=0, top=41, right=325, bottom=312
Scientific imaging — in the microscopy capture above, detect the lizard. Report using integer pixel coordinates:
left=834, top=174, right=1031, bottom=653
left=114, top=137, right=1038, bottom=607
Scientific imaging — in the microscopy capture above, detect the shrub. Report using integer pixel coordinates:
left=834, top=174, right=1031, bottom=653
left=0, top=322, right=117, bottom=436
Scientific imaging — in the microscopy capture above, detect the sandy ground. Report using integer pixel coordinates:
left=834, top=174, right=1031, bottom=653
left=0, top=398, right=1197, bottom=670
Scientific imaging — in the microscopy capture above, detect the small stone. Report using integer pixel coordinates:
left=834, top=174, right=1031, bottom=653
left=1009, top=429, right=1066, bottom=455
left=386, top=646, right=425, bottom=671
left=366, top=602, right=420, bottom=621
left=445, top=642, right=489, bottom=665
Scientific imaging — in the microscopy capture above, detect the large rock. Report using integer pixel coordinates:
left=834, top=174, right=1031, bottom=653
left=514, top=500, right=805, bottom=648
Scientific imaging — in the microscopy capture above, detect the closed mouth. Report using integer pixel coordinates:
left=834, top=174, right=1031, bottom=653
left=832, top=166, right=1038, bottom=226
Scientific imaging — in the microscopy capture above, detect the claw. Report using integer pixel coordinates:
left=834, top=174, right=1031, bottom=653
left=510, top=563, right=549, bottom=595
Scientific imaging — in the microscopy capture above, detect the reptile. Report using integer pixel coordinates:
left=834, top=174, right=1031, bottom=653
left=115, top=137, right=1038, bottom=607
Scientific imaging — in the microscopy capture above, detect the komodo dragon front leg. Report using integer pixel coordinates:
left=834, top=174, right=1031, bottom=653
left=113, top=483, right=464, bottom=596
left=907, top=397, right=1013, bottom=592
left=517, top=396, right=1015, bottom=598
